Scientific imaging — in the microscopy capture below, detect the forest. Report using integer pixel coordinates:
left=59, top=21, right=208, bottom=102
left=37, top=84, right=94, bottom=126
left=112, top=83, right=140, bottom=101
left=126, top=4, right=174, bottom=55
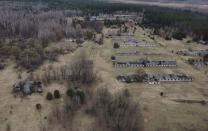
left=4, top=0, right=208, bottom=43
left=0, top=0, right=207, bottom=72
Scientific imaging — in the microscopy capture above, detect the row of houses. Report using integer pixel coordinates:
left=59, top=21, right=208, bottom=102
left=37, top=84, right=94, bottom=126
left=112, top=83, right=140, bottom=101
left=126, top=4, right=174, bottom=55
left=176, top=49, right=208, bottom=57
left=117, top=42, right=156, bottom=47
left=148, top=74, right=192, bottom=84
left=117, top=73, right=192, bottom=84
left=116, top=51, right=140, bottom=56
left=112, top=37, right=156, bottom=47
left=114, top=60, right=177, bottom=68
left=90, top=14, right=140, bottom=22
left=106, top=32, right=134, bottom=38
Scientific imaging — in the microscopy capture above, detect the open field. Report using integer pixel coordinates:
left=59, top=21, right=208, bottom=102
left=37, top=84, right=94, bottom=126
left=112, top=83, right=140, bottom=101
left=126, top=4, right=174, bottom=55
left=100, top=25, right=208, bottom=131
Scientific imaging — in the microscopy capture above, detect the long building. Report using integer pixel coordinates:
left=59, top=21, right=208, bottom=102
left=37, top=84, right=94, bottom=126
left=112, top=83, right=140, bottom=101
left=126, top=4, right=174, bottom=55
left=114, top=60, right=177, bottom=68
left=117, top=73, right=192, bottom=85
left=148, top=74, right=192, bottom=85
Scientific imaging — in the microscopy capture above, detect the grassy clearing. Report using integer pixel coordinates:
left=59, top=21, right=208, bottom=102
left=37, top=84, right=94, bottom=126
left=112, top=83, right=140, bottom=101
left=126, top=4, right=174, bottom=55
left=98, top=26, right=208, bottom=131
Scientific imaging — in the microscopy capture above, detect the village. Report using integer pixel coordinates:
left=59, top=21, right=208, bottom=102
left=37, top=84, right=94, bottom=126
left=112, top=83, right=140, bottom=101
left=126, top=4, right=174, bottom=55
left=90, top=13, right=207, bottom=86
left=0, top=4, right=208, bottom=131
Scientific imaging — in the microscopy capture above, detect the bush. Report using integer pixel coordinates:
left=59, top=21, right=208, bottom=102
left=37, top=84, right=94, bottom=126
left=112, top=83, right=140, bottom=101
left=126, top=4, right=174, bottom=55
left=66, top=88, right=75, bottom=98
left=160, top=92, right=164, bottom=97
left=172, top=31, right=186, bottom=40
left=54, top=90, right=61, bottom=99
left=113, top=43, right=120, bottom=49
left=111, top=55, right=116, bottom=60
left=46, top=92, right=53, bottom=100
left=36, top=103, right=42, bottom=110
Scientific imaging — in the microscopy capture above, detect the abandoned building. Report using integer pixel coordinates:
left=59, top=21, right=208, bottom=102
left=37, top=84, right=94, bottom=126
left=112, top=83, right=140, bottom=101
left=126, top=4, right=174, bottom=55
left=117, top=74, right=140, bottom=83
left=176, top=49, right=208, bottom=57
left=116, top=51, right=140, bottom=56
left=148, top=74, right=193, bottom=85
left=114, top=60, right=177, bottom=68
left=188, top=57, right=208, bottom=68
left=112, top=37, right=155, bottom=47
left=90, top=13, right=140, bottom=22
left=13, top=80, right=43, bottom=95
left=106, top=32, right=134, bottom=38
left=117, top=73, right=192, bottom=84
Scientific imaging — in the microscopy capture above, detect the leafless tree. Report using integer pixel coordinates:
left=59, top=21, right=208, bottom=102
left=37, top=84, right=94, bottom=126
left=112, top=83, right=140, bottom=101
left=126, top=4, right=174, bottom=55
left=70, top=51, right=95, bottom=84
left=93, top=88, right=144, bottom=131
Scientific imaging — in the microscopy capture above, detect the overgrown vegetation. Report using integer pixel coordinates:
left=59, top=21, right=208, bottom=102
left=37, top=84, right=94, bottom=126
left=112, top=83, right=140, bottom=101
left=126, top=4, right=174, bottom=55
left=42, top=86, right=143, bottom=131
left=70, top=51, right=96, bottom=85
left=33, top=51, right=95, bottom=85
left=0, top=2, right=104, bottom=71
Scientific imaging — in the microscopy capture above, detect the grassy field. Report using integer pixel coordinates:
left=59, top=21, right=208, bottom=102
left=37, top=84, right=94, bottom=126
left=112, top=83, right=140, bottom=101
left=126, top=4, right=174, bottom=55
left=100, top=26, right=208, bottom=131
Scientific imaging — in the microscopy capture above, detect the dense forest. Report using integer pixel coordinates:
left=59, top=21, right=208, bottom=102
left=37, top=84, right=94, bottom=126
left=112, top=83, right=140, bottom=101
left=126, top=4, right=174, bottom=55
left=0, top=1, right=103, bottom=71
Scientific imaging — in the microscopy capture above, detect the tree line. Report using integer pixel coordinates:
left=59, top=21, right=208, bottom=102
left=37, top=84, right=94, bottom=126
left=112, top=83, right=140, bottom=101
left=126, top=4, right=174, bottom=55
left=38, top=0, right=208, bottom=43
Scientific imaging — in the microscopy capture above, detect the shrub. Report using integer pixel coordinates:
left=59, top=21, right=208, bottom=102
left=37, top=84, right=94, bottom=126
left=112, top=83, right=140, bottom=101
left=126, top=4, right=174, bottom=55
left=54, top=90, right=61, bottom=99
left=111, top=55, right=116, bottom=60
left=172, top=31, right=186, bottom=40
left=36, top=103, right=42, bottom=110
left=46, top=92, right=53, bottom=100
left=113, top=42, right=120, bottom=49
left=66, top=88, right=75, bottom=98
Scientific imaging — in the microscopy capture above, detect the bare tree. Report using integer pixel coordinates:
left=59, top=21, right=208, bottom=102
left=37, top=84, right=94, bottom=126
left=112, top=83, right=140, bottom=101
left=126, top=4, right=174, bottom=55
left=70, top=51, right=95, bottom=84
left=93, top=88, right=144, bottom=131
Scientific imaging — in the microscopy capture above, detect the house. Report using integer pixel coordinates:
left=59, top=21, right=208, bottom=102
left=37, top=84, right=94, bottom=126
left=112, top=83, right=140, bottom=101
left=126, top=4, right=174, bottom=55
left=13, top=80, right=44, bottom=95
left=22, top=81, right=34, bottom=94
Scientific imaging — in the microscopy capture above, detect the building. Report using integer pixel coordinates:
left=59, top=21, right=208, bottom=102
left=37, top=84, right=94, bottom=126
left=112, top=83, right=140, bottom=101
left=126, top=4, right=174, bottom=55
left=176, top=49, right=208, bottom=57
left=117, top=74, right=139, bottom=83
left=114, top=60, right=177, bottom=68
left=13, top=80, right=44, bottom=95
left=112, top=37, right=155, bottom=47
left=117, top=73, right=192, bottom=84
left=116, top=51, right=140, bottom=56
left=90, top=13, right=139, bottom=22
left=147, top=74, right=192, bottom=84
